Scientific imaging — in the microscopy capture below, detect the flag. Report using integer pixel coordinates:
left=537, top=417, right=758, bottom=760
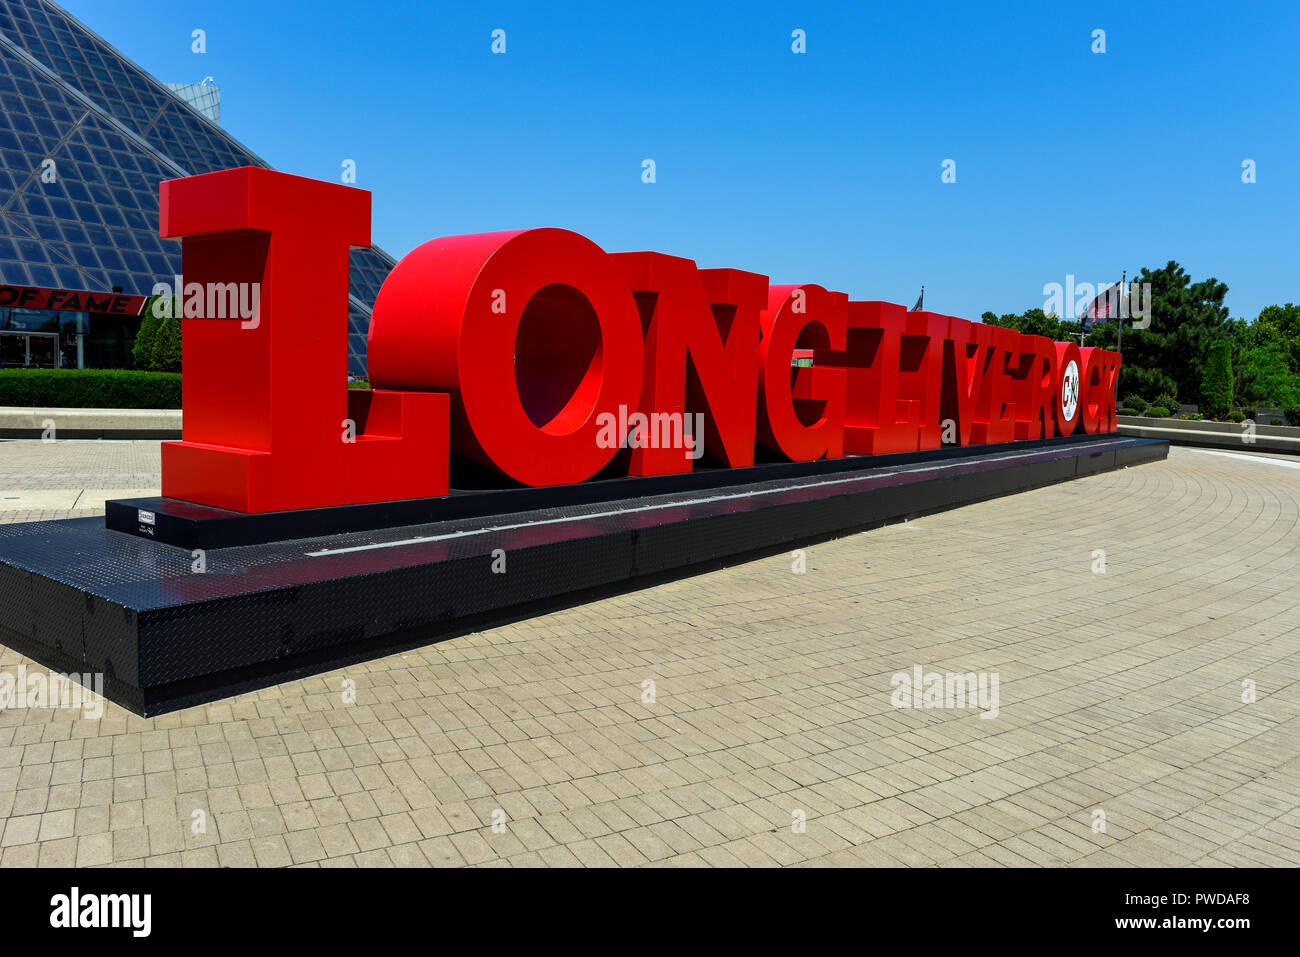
left=1080, top=280, right=1123, bottom=333
left=910, top=286, right=924, bottom=311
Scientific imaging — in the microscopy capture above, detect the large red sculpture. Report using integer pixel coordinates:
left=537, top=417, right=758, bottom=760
left=158, top=168, right=1120, bottom=512
left=757, top=284, right=847, bottom=463
left=159, top=167, right=447, bottom=512
left=609, top=252, right=767, bottom=476
left=368, top=227, right=645, bottom=487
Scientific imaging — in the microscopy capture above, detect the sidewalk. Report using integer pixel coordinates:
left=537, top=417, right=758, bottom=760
left=0, top=406, right=180, bottom=439
left=0, top=437, right=161, bottom=521
left=1, top=440, right=1298, bottom=867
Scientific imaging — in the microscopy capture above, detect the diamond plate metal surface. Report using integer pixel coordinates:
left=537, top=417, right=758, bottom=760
left=0, top=437, right=1168, bottom=714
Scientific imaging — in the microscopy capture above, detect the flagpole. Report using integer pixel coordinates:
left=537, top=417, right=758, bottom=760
left=1115, top=269, right=1125, bottom=406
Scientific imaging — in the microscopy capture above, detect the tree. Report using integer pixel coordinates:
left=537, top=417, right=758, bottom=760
left=1239, top=339, right=1300, bottom=407
left=1121, top=365, right=1179, bottom=402
left=980, top=308, right=1062, bottom=340
left=132, top=295, right=182, bottom=372
left=982, top=262, right=1231, bottom=405
left=151, top=313, right=183, bottom=372
left=132, top=298, right=164, bottom=370
left=1200, top=340, right=1233, bottom=418
left=1225, top=304, right=1300, bottom=407
left=1114, top=262, right=1230, bottom=403
left=1256, top=303, right=1300, bottom=373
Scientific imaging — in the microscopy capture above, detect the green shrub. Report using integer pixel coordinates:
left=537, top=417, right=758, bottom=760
left=1186, top=413, right=1204, bottom=420
left=1226, top=411, right=1246, bottom=423
left=1241, top=408, right=1256, bottom=422
left=1271, top=418, right=1284, bottom=425
left=132, top=295, right=182, bottom=372
left=1199, top=340, right=1233, bottom=419
left=132, top=307, right=162, bottom=370
left=151, top=314, right=182, bottom=373
left=1285, top=407, right=1300, bottom=427
left=1153, top=393, right=1179, bottom=414
left=0, top=369, right=181, bottom=409
left=1145, top=406, right=1171, bottom=418
left=1119, top=407, right=1139, bottom=417
left=1122, top=394, right=1149, bottom=412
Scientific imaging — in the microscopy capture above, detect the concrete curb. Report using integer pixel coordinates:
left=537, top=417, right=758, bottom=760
left=4, top=407, right=1295, bottom=454
left=0, top=406, right=181, bottom=439
left=1118, top=415, right=1300, bottom=455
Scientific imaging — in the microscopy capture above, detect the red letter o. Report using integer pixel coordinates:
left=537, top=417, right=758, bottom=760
left=368, top=228, right=644, bottom=486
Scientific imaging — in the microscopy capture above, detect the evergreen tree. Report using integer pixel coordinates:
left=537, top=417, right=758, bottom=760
left=132, top=297, right=165, bottom=370
left=1119, top=262, right=1230, bottom=403
left=1199, top=340, right=1233, bottom=418
left=151, top=313, right=183, bottom=373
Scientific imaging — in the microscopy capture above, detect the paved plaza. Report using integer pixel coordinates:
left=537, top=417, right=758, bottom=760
left=1, top=439, right=1298, bottom=867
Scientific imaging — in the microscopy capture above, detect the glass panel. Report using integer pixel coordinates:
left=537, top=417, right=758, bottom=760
left=0, top=0, right=396, bottom=376
left=2, top=307, right=60, bottom=332
left=0, top=331, right=25, bottom=366
left=27, top=331, right=57, bottom=367
left=59, top=329, right=80, bottom=368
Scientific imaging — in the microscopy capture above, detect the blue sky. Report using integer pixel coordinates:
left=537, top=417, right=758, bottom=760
left=65, top=0, right=1299, bottom=322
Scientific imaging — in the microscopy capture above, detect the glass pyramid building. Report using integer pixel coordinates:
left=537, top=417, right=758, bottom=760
left=163, top=82, right=220, bottom=125
left=0, top=0, right=391, bottom=376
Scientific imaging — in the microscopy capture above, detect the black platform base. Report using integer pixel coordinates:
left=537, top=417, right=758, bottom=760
left=107, top=430, right=1128, bottom=549
left=0, top=435, right=1167, bottom=715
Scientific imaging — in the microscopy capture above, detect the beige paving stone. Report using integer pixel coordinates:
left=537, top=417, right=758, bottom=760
left=75, top=832, right=113, bottom=867
left=1, top=442, right=1299, bottom=867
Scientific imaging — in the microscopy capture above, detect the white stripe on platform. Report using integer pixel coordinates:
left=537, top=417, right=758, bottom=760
left=1185, top=448, right=1300, bottom=470
left=305, top=441, right=1120, bottom=557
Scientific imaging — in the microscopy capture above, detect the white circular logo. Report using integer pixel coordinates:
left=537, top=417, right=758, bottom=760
left=1060, top=359, right=1080, bottom=422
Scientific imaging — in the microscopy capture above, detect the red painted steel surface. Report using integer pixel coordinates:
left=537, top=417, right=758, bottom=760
left=158, top=167, right=447, bottom=512
left=158, top=167, right=1120, bottom=512
left=758, top=283, right=847, bottom=463
left=609, top=252, right=767, bottom=476
left=368, top=227, right=644, bottom=487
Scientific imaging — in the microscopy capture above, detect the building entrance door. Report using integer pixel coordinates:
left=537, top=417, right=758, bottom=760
left=0, top=330, right=61, bottom=367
